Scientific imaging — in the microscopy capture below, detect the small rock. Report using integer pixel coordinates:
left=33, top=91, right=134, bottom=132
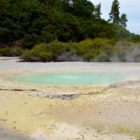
left=13, top=127, right=16, bottom=129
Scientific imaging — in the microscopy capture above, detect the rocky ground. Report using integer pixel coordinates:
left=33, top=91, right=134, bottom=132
left=0, top=57, right=140, bottom=140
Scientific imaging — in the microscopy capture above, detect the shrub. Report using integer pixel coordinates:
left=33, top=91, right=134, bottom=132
left=77, top=38, right=115, bottom=61
left=0, top=47, right=24, bottom=56
left=48, top=41, right=80, bottom=61
left=48, top=41, right=75, bottom=55
left=21, top=38, right=140, bottom=62
left=21, top=43, right=53, bottom=62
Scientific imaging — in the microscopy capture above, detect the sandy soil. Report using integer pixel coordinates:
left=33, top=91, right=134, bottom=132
left=0, top=57, right=140, bottom=140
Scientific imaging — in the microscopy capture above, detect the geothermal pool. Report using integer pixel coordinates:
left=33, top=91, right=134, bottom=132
left=1, top=58, right=140, bottom=85
left=12, top=73, right=127, bottom=85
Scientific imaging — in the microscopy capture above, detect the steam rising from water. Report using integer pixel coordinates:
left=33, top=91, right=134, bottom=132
left=56, top=44, right=140, bottom=62
left=110, top=46, right=140, bottom=62
left=95, top=45, right=140, bottom=62
left=57, top=52, right=84, bottom=61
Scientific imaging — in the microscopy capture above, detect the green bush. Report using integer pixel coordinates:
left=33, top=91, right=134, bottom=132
left=48, top=41, right=76, bottom=54
left=21, top=38, right=140, bottom=62
left=21, top=43, right=53, bottom=62
left=0, top=47, right=24, bottom=56
left=21, top=38, right=115, bottom=62
left=76, top=38, right=115, bottom=61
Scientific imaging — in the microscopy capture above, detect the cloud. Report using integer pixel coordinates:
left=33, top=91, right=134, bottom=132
left=91, top=0, right=140, bottom=34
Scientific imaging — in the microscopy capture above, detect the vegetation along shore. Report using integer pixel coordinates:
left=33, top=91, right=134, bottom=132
left=0, top=0, right=140, bottom=62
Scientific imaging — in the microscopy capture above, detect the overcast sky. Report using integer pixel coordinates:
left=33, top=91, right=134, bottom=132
left=91, top=0, right=140, bottom=35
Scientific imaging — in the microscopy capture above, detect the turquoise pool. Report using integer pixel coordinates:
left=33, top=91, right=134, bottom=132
left=12, top=73, right=126, bottom=85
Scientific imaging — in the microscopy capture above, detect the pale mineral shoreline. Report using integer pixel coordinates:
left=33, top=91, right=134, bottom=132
left=0, top=57, right=140, bottom=140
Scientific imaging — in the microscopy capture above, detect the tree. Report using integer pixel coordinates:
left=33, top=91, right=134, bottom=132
left=38, top=0, right=58, bottom=12
left=120, top=13, right=128, bottom=28
left=63, top=0, right=95, bottom=17
left=109, top=0, right=120, bottom=24
left=94, top=3, right=102, bottom=19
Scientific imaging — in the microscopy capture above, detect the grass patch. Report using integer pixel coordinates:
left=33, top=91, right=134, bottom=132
left=91, top=123, right=105, bottom=133
left=90, top=123, right=140, bottom=140
left=113, top=126, right=140, bottom=140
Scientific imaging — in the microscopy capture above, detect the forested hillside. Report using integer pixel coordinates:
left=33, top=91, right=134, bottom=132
left=0, top=0, right=140, bottom=61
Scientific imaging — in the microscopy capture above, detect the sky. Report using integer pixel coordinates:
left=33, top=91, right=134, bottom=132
left=91, top=0, right=140, bottom=35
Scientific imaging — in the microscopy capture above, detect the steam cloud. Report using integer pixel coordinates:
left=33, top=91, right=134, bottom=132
left=95, top=45, right=140, bottom=62
left=57, top=52, right=84, bottom=61
left=110, top=45, right=140, bottom=62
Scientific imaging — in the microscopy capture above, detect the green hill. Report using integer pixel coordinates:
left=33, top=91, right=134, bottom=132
left=0, top=0, right=140, bottom=61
